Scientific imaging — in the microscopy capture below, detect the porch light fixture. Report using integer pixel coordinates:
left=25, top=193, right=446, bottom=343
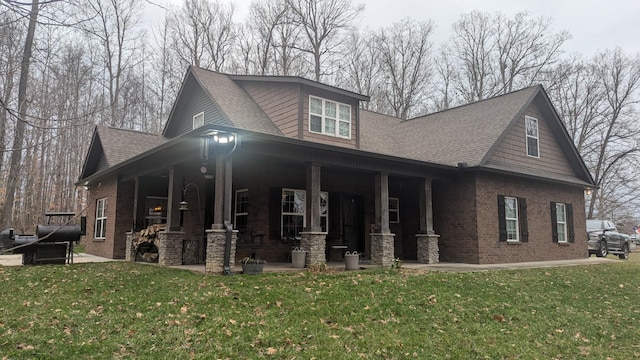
left=203, top=130, right=239, bottom=155
left=585, top=188, right=593, bottom=196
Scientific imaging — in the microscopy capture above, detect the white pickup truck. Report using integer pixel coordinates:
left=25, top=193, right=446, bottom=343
left=587, top=220, right=630, bottom=259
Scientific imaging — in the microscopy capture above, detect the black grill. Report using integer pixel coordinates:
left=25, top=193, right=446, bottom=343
left=0, top=212, right=86, bottom=265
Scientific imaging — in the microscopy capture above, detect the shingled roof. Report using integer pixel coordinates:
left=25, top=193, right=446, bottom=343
left=188, top=67, right=283, bottom=136
left=78, top=126, right=167, bottom=180
left=361, top=86, right=539, bottom=167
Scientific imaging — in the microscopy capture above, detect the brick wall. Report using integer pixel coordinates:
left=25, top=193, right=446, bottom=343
left=83, top=174, right=118, bottom=258
left=433, top=174, right=479, bottom=263
left=475, top=172, right=586, bottom=264
left=434, top=171, right=587, bottom=264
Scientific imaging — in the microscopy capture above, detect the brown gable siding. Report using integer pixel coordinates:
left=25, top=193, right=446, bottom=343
left=488, top=102, right=574, bottom=176
left=301, top=86, right=358, bottom=149
left=240, top=82, right=300, bottom=138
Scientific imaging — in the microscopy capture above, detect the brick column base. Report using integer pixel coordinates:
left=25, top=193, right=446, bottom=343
left=300, top=232, right=327, bottom=266
left=370, top=233, right=395, bottom=266
left=416, top=233, right=440, bottom=264
left=157, top=231, right=184, bottom=266
left=206, top=229, right=238, bottom=274
left=125, top=232, right=135, bottom=262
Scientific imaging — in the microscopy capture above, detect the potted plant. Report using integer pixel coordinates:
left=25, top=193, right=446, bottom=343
left=241, top=256, right=266, bottom=275
left=344, top=251, right=360, bottom=270
left=291, top=247, right=306, bottom=268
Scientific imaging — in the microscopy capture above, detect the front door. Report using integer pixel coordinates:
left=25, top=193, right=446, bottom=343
left=342, top=194, right=363, bottom=252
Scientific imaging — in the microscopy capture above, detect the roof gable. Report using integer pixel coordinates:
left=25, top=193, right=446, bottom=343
left=360, top=85, right=594, bottom=186
left=163, top=67, right=282, bottom=138
left=78, top=126, right=167, bottom=181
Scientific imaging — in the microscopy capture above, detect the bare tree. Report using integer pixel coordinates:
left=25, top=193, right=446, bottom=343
left=443, top=11, right=569, bottom=103
left=336, top=29, right=384, bottom=111
left=286, top=0, right=364, bottom=82
left=0, top=0, right=39, bottom=229
left=494, top=12, right=570, bottom=93
left=0, top=8, right=24, bottom=174
left=168, top=0, right=236, bottom=72
left=236, top=0, right=288, bottom=75
left=79, top=0, right=144, bottom=127
left=376, top=18, right=435, bottom=119
left=585, top=49, right=640, bottom=218
left=444, top=10, right=497, bottom=102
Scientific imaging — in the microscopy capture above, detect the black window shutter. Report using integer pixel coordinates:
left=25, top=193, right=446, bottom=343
left=498, top=195, right=507, bottom=242
left=269, top=187, right=282, bottom=240
left=567, top=203, right=575, bottom=243
left=550, top=202, right=558, bottom=243
left=518, top=197, right=528, bottom=242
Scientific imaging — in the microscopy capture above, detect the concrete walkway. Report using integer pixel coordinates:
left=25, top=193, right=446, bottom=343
left=0, top=252, right=115, bottom=266
left=0, top=253, right=617, bottom=273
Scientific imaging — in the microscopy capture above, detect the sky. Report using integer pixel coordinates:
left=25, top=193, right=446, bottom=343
left=150, top=0, right=640, bottom=57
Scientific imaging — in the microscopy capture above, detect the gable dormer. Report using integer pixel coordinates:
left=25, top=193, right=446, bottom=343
left=230, top=75, right=369, bottom=149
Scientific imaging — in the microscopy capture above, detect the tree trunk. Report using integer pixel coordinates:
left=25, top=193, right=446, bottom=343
left=0, top=0, right=39, bottom=229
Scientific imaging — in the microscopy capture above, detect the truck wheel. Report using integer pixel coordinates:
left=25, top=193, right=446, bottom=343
left=619, top=244, right=629, bottom=260
left=596, top=241, right=607, bottom=258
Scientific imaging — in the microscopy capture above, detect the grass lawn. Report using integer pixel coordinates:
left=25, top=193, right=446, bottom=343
left=1, top=255, right=640, bottom=359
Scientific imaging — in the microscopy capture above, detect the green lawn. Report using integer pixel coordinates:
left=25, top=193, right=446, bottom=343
left=1, top=255, right=639, bottom=359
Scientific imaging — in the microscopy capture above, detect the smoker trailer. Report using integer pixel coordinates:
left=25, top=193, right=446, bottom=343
left=0, top=212, right=86, bottom=265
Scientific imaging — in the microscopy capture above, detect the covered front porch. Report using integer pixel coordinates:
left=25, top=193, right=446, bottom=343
left=118, top=127, right=444, bottom=273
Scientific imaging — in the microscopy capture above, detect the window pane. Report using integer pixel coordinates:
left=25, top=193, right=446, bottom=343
left=293, top=190, right=305, bottom=214
left=558, top=225, right=567, bottom=242
left=339, top=104, right=350, bottom=121
left=310, top=97, right=322, bottom=115
left=325, top=118, right=336, bottom=135
left=527, top=137, right=539, bottom=157
left=283, top=215, right=304, bottom=238
left=526, top=117, right=538, bottom=137
left=505, top=198, right=517, bottom=218
left=506, top=220, right=518, bottom=240
left=338, top=121, right=350, bottom=137
left=325, top=101, right=336, bottom=118
left=310, top=115, right=322, bottom=132
left=320, top=192, right=328, bottom=215
left=556, top=203, right=565, bottom=222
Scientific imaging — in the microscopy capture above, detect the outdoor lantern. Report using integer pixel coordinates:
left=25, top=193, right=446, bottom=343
left=202, top=130, right=239, bottom=159
left=179, top=201, right=189, bottom=212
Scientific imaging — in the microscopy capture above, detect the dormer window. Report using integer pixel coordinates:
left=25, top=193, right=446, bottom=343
left=525, top=116, right=539, bottom=158
left=309, top=96, right=351, bottom=139
left=193, top=112, right=204, bottom=129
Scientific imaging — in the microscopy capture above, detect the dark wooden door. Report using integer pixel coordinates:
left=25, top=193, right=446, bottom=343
left=342, top=194, right=364, bottom=252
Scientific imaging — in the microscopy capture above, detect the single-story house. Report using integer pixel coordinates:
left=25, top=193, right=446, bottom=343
left=76, top=66, right=595, bottom=273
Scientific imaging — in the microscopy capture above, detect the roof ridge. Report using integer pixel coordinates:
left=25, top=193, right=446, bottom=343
left=100, top=125, right=162, bottom=137
left=404, top=85, right=541, bottom=123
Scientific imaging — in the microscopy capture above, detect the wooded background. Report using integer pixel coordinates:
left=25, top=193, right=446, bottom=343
left=1, top=0, right=639, bottom=231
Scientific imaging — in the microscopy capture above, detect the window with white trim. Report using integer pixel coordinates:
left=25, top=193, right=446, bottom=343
left=309, top=96, right=351, bottom=139
left=95, top=197, right=107, bottom=239
left=234, top=189, right=248, bottom=230
left=505, top=196, right=519, bottom=242
left=551, top=202, right=574, bottom=243
left=555, top=203, right=567, bottom=243
left=193, top=112, right=204, bottom=129
left=525, top=116, right=539, bottom=157
left=389, top=197, right=399, bottom=223
left=281, top=189, right=328, bottom=238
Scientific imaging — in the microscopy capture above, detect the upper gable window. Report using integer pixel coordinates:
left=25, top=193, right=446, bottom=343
left=193, top=112, right=204, bottom=129
left=309, top=96, right=351, bottom=139
left=525, top=116, right=539, bottom=158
